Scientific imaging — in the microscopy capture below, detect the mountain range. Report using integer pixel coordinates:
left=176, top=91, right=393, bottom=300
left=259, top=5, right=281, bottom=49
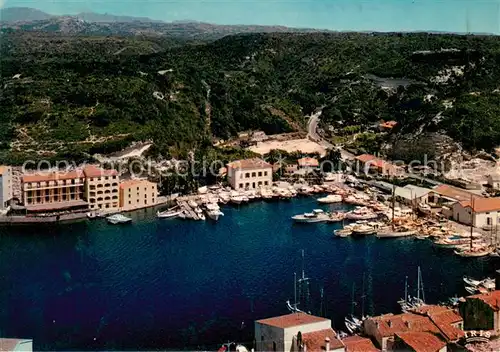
left=0, top=7, right=323, bottom=39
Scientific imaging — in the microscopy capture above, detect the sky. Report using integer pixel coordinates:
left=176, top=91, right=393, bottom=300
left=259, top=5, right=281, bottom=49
left=2, top=0, right=500, bottom=34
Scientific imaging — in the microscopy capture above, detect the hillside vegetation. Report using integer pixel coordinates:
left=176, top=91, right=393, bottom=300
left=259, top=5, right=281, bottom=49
left=2, top=29, right=500, bottom=164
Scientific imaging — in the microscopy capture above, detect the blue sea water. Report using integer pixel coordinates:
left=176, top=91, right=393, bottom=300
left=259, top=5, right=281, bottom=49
left=0, top=197, right=495, bottom=350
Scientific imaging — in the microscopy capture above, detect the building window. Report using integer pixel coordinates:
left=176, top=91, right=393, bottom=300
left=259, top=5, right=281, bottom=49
left=144, top=200, right=147, bottom=205
left=137, top=187, right=139, bottom=191
left=129, top=201, right=131, bottom=204
left=258, top=181, right=262, bottom=186
left=487, top=217, right=492, bottom=225
left=245, top=183, right=249, bottom=188
left=245, top=173, right=250, bottom=178
left=258, top=172, right=262, bottom=177
left=152, top=198, right=155, bottom=203
left=252, top=172, right=256, bottom=177
left=264, top=171, right=268, bottom=176
left=239, top=183, right=243, bottom=188
left=264, top=181, right=269, bottom=186
left=252, top=182, right=255, bottom=188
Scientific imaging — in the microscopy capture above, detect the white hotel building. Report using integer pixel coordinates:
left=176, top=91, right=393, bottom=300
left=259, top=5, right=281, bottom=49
left=227, top=158, right=273, bottom=191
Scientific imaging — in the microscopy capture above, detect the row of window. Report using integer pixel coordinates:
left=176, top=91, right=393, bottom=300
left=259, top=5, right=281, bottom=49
left=26, top=179, right=84, bottom=188
left=89, top=196, right=119, bottom=203
left=238, top=181, right=269, bottom=189
left=92, top=202, right=119, bottom=209
left=89, top=183, right=118, bottom=190
left=89, top=176, right=118, bottom=182
left=127, top=186, right=156, bottom=192
left=127, top=199, right=155, bottom=205
left=240, top=171, right=268, bottom=179
left=26, top=193, right=80, bottom=203
left=89, top=190, right=118, bottom=196
left=27, top=189, right=83, bottom=197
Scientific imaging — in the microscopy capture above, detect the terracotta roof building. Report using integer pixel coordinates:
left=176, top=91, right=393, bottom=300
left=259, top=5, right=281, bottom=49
left=364, top=305, right=464, bottom=351
left=394, top=332, right=446, bottom=352
left=432, top=184, right=483, bottom=203
left=301, top=329, right=344, bottom=352
left=21, top=170, right=87, bottom=213
left=83, top=166, right=120, bottom=212
left=342, top=335, right=379, bottom=352
left=461, top=290, right=500, bottom=331
left=255, top=313, right=345, bottom=352
left=119, top=179, right=157, bottom=211
left=452, top=197, right=500, bottom=228
left=354, top=154, right=403, bottom=178
left=297, top=158, right=320, bottom=169
left=227, top=158, right=272, bottom=191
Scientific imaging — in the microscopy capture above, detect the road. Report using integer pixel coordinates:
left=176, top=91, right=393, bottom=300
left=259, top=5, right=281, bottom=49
left=307, top=110, right=355, bottom=161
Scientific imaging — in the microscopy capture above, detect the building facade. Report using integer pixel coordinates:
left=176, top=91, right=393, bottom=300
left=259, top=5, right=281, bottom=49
left=488, top=174, right=500, bottom=190
left=227, top=158, right=273, bottom=191
left=0, top=166, right=13, bottom=211
left=452, top=198, right=500, bottom=228
left=119, top=179, right=157, bottom=211
left=21, top=170, right=87, bottom=213
left=460, top=291, right=500, bottom=331
left=255, top=313, right=344, bottom=352
left=83, top=166, right=120, bottom=211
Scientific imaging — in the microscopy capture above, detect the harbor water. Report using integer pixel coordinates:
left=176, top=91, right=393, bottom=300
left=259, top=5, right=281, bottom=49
left=0, top=197, right=495, bottom=350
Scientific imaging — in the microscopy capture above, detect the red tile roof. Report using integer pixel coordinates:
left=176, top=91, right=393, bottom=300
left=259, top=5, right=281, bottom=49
left=342, top=335, right=379, bottom=352
left=467, top=290, right=500, bottom=311
left=433, top=184, right=483, bottom=203
left=459, top=197, right=500, bottom=213
left=22, top=170, right=84, bottom=183
left=355, top=154, right=378, bottom=163
left=367, top=313, right=440, bottom=338
left=396, top=332, right=446, bottom=352
left=380, top=121, right=398, bottom=129
left=0, top=338, right=30, bottom=352
left=256, top=312, right=329, bottom=329
left=301, top=328, right=344, bottom=352
left=412, top=305, right=464, bottom=341
left=298, top=157, right=319, bottom=167
left=83, top=165, right=118, bottom=178
left=227, top=158, right=272, bottom=170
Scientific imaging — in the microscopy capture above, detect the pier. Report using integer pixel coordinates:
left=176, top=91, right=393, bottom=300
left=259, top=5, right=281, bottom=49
left=177, top=200, right=201, bottom=220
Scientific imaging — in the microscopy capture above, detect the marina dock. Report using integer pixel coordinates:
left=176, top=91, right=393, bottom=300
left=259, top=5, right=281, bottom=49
left=177, top=200, right=201, bottom=220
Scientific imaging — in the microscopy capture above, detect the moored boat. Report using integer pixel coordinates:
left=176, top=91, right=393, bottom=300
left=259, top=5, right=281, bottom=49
left=317, top=194, right=342, bottom=204
left=376, top=226, right=416, bottom=239
left=106, top=214, right=132, bottom=225
left=292, top=209, right=329, bottom=223
left=157, top=208, right=182, bottom=218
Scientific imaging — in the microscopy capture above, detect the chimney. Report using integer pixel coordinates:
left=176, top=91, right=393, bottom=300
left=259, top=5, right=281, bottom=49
left=325, top=337, right=330, bottom=352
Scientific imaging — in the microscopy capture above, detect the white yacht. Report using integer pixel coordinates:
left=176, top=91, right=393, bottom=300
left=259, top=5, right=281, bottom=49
left=106, top=214, right=132, bottom=225
left=317, top=194, right=342, bottom=204
left=292, top=209, right=330, bottom=223
left=205, top=203, right=224, bottom=221
left=157, top=208, right=182, bottom=219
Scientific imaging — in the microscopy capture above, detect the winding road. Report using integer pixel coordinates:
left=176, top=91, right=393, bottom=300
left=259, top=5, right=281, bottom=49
left=307, top=110, right=354, bottom=161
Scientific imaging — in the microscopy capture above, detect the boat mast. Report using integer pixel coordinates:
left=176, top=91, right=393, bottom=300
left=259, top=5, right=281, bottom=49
left=391, top=184, right=396, bottom=228
left=470, top=196, right=474, bottom=250
left=351, top=283, right=356, bottom=316
left=420, top=267, right=425, bottom=303
left=294, top=272, right=297, bottom=313
left=361, top=273, right=366, bottom=318
left=417, top=267, right=420, bottom=302
left=404, top=276, right=408, bottom=304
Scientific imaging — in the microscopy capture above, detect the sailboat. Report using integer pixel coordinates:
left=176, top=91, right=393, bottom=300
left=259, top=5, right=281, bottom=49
left=345, top=283, right=362, bottom=334
left=286, top=250, right=312, bottom=314
left=399, top=267, right=426, bottom=311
